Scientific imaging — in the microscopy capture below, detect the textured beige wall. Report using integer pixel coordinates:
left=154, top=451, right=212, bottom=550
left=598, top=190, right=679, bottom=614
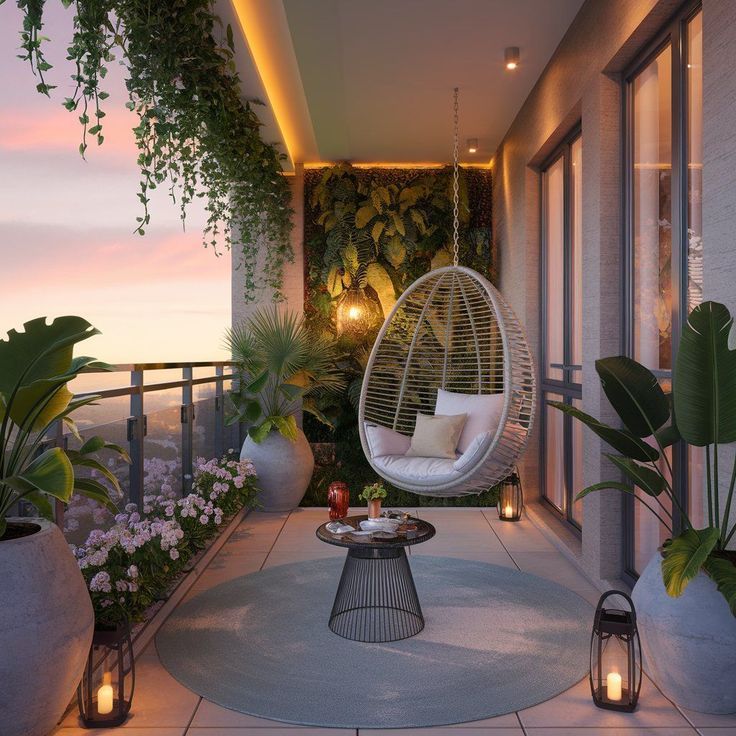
left=231, top=163, right=305, bottom=328
left=492, top=0, right=683, bottom=582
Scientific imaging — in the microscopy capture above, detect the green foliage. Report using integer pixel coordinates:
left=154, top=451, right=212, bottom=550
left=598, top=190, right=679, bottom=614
left=225, top=308, right=345, bottom=443
left=550, top=301, right=736, bottom=614
left=0, top=316, right=128, bottom=539
left=359, top=482, right=388, bottom=502
left=11, top=0, right=293, bottom=301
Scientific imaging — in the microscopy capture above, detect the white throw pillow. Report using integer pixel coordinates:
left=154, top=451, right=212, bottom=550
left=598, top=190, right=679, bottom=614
left=435, top=389, right=504, bottom=453
left=363, top=422, right=411, bottom=458
left=453, top=431, right=492, bottom=472
left=406, top=412, right=467, bottom=458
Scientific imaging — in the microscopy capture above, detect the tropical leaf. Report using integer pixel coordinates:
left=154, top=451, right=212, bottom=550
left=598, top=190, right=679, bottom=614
left=24, top=490, right=54, bottom=520
left=431, top=246, right=453, bottom=270
left=383, top=235, right=406, bottom=268
left=271, top=414, right=298, bottom=441
left=4, top=447, right=74, bottom=503
left=703, top=554, right=736, bottom=616
left=605, top=454, right=666, bottom=496
left=547, top=401, right=659, bottom=462
left=246, top=370, right=269, bottom=394
left=391, top=212, right=406, bottom=237
left=674, top=301, right=736, bottom=445
left=596, top=356, right=670, bottom=437
left=355, top=205, right=377, bottom=229
left=662, top=527, right=720, bottom=597
left=575, top=480, right=635, bottom=501
left=371, top=220, right=385, bottom=244
left=72, top=478, right=118, bottom=512
left=326, top=265, right=344, bottom=297
left=249, top=420, right=273, bottom=444
left=366, top=262, right=395, bottom=316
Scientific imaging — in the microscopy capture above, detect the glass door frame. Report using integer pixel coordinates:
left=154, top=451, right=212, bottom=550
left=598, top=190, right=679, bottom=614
left=621, top=0, right=702, bottom=582
left=539, top=125, right=583, bottom=530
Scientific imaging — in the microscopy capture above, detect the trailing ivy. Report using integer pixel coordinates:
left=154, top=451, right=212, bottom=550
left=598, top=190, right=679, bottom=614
left=10, top=0, right=293, bottom=300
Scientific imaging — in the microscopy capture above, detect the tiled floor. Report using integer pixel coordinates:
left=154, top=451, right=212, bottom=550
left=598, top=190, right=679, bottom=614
left=55, top=507, right=736, bottom=736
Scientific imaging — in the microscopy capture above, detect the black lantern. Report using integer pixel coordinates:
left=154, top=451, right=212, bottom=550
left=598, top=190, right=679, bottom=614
left=78, top=620, right=135, bottom=727
left=590, top=590, right=642, bottom=712
left=497, top=468, right=523, bottom=521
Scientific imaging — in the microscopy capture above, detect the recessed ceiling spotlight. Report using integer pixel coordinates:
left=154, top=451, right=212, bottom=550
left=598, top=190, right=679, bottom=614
left=504, top=46, right=520, bottom=70
left=467, top=138, right=478, bottom=154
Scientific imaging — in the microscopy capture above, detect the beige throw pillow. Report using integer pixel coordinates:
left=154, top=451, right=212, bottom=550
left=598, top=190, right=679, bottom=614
left=406, top=412, right=467, bottom=458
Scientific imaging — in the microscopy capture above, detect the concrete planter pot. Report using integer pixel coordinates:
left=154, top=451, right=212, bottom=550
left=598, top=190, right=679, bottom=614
left=241, top=427, right=314, bottom=512
left=632, top=552, right=736, bottom=714
left=0, top=518, right=94, bottom=736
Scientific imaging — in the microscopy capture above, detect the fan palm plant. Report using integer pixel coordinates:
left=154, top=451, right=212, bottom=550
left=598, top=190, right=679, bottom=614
left=551, top=301, right=736, bottom=615
left=0, top=316, right=128, bottom=540
left=225, top=308, right=345, bottom=443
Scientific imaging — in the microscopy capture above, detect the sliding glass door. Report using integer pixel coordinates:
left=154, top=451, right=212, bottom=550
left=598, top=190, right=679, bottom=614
left=624, top=4, right=703, bottom=576
left=541, top=132, right=583, bottom=528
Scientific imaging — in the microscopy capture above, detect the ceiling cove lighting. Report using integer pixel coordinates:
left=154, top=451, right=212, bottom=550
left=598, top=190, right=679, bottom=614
left=504, top=46, right=520, bottom=70
left=467, top=138, right=478, bottom=154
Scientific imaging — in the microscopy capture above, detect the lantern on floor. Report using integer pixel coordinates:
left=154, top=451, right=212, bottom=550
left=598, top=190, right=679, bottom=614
left=590, top=590, right=642, bottom=712
left=497, top=468, right=523, bottom=521
left=327, top=481, right=350, bottom=520
left=335, top=284, right=383, bottom=337
left=78, top=620, right=135, bottom=727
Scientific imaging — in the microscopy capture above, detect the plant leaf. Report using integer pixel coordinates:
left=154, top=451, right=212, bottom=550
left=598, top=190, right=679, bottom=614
left=4, top=447, right=74, bottom=502
left=248, top=419, right=273, bottom=444
left=355, top=205, right=377, bottom=229
left=596, top=356, right=670, bottom=437
left=661, top=527, right=721, bottom=597
left=246, top=370, right=269, bottom=394
left=703, top=554, right=736, bottom=616
left=605, top=454, right=666, bottom=496
left=547, top=401, right=659, bottom=462
left=575, top=480, right=634, bottom=501
left=72, top=478, right=117, bottom=512
left=271, top=414, right=298, bottom=441
left=674, top=301, right=736, bottom=445
left=24, top=490, right=54, bottom=520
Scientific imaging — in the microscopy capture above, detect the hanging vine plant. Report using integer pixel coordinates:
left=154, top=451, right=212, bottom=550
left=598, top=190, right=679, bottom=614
left=11, top=0, right=293, bottom=300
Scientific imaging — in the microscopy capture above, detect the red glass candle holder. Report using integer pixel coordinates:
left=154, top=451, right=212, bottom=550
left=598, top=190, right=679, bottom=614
left=327, top=481, right=350, bottom=520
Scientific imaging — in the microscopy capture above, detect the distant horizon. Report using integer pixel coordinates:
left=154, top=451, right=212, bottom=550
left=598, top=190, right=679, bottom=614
left=0, top=3, right=232, bottom=364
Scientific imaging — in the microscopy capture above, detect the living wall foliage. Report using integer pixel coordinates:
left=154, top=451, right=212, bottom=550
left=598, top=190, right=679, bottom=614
left=302, top=164, right=498, bottom=507
left=9, top=0, right=293, bottom=299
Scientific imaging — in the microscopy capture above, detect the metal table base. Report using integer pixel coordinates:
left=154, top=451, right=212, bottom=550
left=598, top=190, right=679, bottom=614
left=328, top=546, right=424, bottom=643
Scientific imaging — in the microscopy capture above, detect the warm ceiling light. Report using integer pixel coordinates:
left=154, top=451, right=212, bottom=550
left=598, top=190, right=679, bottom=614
left=505, top=46, right=520, bottom=70
left=467, top=138, right=478, bottom=154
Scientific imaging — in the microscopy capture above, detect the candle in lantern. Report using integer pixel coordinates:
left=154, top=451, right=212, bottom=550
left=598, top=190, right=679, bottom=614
left=606, top=671, right=622, bottom=702
left=504, top=504, right=513, bottom=518
left=97, top=671, right=114, bottom=715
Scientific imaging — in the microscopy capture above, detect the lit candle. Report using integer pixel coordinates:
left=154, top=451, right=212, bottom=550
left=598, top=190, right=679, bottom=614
left=607, top=671, right=622, bottom=702
left=97, top=671, right=114, bottom=715
left=504, top=504, right=513, bottom=518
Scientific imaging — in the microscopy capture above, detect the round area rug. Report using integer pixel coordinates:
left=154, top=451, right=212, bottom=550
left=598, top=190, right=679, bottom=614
left=156, top=556, right=592, bottom=728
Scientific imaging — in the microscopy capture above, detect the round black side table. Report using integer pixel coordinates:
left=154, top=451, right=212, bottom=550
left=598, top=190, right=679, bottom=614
left=316, top=515, right=436, bottom=643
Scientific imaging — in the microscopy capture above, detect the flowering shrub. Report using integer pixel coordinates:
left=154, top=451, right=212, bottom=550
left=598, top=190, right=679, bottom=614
left=72, top=455, right=258, bottom=627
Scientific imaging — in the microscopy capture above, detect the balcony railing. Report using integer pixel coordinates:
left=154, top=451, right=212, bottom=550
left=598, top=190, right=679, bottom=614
left=21, top=362, right=242, bottom=545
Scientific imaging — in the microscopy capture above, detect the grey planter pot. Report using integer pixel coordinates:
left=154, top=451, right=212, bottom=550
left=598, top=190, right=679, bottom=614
left=241, top=427, right=315, bottom=512
left=0, top=518, right=94, bottom=736
left=632, top=552, right=736, bottom=714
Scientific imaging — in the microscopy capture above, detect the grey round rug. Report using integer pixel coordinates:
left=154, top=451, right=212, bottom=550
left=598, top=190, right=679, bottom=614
left=157, top=556, right=592, bottom=728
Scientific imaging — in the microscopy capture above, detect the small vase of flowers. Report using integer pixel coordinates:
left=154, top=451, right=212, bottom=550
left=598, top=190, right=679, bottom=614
left=359, top=482, right=388, bottom=519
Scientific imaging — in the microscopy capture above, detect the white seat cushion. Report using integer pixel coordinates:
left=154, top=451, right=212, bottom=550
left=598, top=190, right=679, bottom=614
left=435, top=389, right=504, bottom=453
left=453, top=431, right=492, bottom=472
left=363, top=423, right=411, bottom=458
left=373, top=454, right=460, bottom=483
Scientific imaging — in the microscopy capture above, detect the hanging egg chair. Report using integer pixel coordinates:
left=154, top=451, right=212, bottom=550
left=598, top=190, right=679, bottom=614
left=357, top=90, right=536, bottom=497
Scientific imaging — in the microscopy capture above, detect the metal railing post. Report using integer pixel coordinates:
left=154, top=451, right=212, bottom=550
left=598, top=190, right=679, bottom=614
left=214, top=365, right=224, bottom=458
left=128, top=369, right=145, bottom=506
left=181, top=366, right=194, bottom=493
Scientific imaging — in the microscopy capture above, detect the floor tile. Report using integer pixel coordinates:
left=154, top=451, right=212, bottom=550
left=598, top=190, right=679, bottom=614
left=678, top=707, right=736, bottom=728
left=362, top=728, right=523, bottom=735
left=526, top=729, right=698, bottom=735
left=191, top=699, right=310, bottom=727
left=518, top=678, right=692, bottom=729
left=698, top=729, right=736, bottom=734
left=187, top=729, right=355, bottom=735
left=56, top=729, right=185, bottom=736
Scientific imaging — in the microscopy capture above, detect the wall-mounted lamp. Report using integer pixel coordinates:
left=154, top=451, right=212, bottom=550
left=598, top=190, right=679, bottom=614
left=467, top=138, right=478, bottom=154
left=504, top=47, right=520, bottom=70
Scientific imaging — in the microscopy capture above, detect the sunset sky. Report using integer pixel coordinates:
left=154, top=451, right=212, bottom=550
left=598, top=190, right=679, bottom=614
left=0, top=3, right=232, bottom=363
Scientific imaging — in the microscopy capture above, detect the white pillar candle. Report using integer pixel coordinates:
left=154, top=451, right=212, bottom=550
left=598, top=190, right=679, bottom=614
left=97, top=671, right=114, bottom=715
left=504, top=504, right=513, bottom=518
left=607, top=671, right=622, bottom=701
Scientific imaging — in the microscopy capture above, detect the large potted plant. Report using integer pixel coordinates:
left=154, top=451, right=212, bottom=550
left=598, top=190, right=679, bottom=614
left=0, top=316, right=128, bottom=736
left=226, top=308, right=344, bottom=511
left=551, top=301, right=736, bottom=713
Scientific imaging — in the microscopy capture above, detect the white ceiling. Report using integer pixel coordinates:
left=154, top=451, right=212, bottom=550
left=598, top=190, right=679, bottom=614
left=229, top=0, right=585, bottom=166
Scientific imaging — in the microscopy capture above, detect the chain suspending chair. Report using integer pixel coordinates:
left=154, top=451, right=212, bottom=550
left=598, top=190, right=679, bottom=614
left=358, top=89, right=536, bottom=496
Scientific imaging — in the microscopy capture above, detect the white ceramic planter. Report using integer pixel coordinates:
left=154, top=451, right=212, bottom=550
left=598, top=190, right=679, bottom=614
left=632, top=552, right=736, bottom=714
left=241, top=427, right=314, bottom=512
left=0, top=518, right=94, bottom=736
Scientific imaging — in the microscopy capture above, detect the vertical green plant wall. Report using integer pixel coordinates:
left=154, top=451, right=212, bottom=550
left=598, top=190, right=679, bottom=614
left=301, top=163, right=499, bottom=507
